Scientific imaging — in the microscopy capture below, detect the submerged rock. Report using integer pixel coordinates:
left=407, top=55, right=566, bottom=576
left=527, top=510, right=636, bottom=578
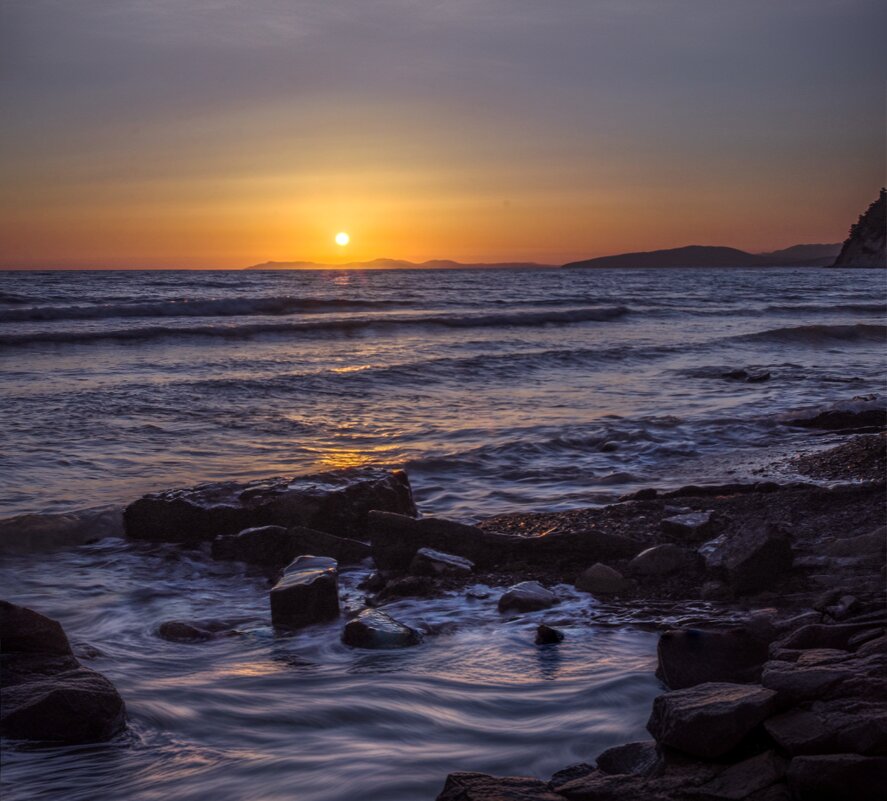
left=498, top=581, right=556, bottom=613
left=535, top=624, right=564, bottom=645
left=157, top=620, right=215, bottom=642
left=212, top=524, right=370, bottom=567
left=0, top=601, right=125, bottom=743
left=657, top=627, right=770, bottom=689
left=699, top=522, right=793, bottom=595
left=575, top=563, right=634, bottom=595
left=342, top=609, right=421, bottom=649
left=646, top=682, right=777, bottom=758
left=125, top=466, right=416, bottom=543
left=410, top=547, right=474, bottom=576
left=269, top=556, right=340, bottom=629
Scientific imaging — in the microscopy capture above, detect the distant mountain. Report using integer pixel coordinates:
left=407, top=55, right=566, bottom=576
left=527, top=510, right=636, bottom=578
left=562, top=243, right=842, bottom=269
left=832, top=189, right=886, bottom=268
left=245, top=258, right=552, bottom=270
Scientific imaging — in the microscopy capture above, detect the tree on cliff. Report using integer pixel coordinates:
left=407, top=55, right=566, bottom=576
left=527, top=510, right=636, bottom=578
left=832, top=188, right=887, bottom=268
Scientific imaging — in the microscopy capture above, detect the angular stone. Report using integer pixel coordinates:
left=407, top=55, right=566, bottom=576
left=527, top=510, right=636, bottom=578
left=498, top=581, right=556, bottom=613
left=595, top=740, right=659, bottom=777
left=342, top=609, right=421, bottom=649
left=765, top=699, right=887, bottom=756
left=628, top=544, right=697, bottom=576
left=646, top=682, right=777, bottom=759
left=761, top=659, right=853, bottom=703
left=0, top=600, right=71, bottom=656
left=125, top=466, right=416, bottom=542
left=822, top=528, right=885, bottom=557
left=657, top=628, right=770, bottom=689
left=699, top=523, right=792, bottom=595
left=269, top=556, right=339, bottom=629
left=437, top=771, right=563, bottom=801
left=410, top=547, right=474, bottom=576
left=661, top=510, right=716, bottom=541
left=212, top=524, right=370, bottom=566
left=575, top=563, right=634, bottom=595
left=548, top=764, right=595, bottom=791
left=786, top=754, right=887, bottom=801
left=692, top=751, right=786, bottom=801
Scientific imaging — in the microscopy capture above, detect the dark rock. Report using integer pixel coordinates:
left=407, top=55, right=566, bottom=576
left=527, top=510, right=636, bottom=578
left=535, top=624, right=564, bottom=645
left=575, top=563, right=634, bottom=595
left=786, top=395, right=887, bottom=432
left=548, top=763, right=596, bottom=791
left=622, top=488, right=659, bottom=501
left=269, top=556, right=339, bottom=629
left=661, top=510, right=717, bottom=542
left=342, top=609, right=421, bottom=649
left=774, top=623, right=877, bottom=652
left=125, top=466, right=416, bottom=543
left=765, top=698, right=887, bottom=756
left=498, top=582, right=557, bottom=613
left=436, top=771, right=564, bottom=801
left=358, top=571, right=388, bottom=592
left=1, top=602, right=125, bottom=743
left=656, top=628, right=770, bottom=689
left=699, top=523, right=792, bottom=595
left=627, top=544, right=697, bottom=576
left=410, top=547, right=474, bottom=576
left=555, top=771, right=668, bottom=801
left=374, top=575, right=436, bottom=601
left=786, top=754, right=887, bottom=801
left=646, top=682, right=777, bottom=759
left=692, top=750, right=786, bottom=801
left=157, top=620, right=214, bottom=642
left=212, top=524, right=370, bottom=567
left=595, top=740, right=659, bottom=777
left=701, top=580, right=733, bottom=601
left=723, top=368, right=771, bottom=383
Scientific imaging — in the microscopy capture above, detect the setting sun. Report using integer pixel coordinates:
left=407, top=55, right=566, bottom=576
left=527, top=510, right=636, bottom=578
left=335, top=232, right=350, bottom=247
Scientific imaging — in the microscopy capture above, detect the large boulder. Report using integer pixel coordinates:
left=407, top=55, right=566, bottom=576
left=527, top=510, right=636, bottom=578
left=498, top=582, right=557, bottom=613
left=410, top=547, right=474, bottom=576
left=765, top=699, right=887, bottom=756
left=269, top=556, right=340, bottom=629
left=699, top=523, right=792, bottom=595
left=786, top=754, right=887, bottom=801
left=595, top=740, right=660, bottom=777
left=661, top=510, right=716, bottom=541
left=125, top=467, right=416, bottom=543
left=212, top=524, right=370, bottom=567
left=646, top=682, right=777, bottom=759
left=575, top=563, right=634, bottom=595
left=342, top=609, right=421, bottom=649
left=656, top=627, right=770, bottom=689
left=0, top=601, right=125, bottom=743
left=436, top=772, right=564, bottom=801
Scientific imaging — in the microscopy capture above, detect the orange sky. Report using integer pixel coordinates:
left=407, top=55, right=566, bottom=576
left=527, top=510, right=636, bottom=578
left=1, top=1, right=884, bottom=269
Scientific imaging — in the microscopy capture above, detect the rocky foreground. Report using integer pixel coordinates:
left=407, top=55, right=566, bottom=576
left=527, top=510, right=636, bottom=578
left=1, top=418, right=885, bottom=798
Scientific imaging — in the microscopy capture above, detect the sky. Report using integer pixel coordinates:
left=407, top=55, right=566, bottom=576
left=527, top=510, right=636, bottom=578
left=1, top=0, right=884, bottom=268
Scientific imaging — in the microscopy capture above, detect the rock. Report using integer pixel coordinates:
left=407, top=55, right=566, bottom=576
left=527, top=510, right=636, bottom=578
left=342, top=609, right=421, bottom=649
left=646, top=682, right=777, bottom=759
left=699, top=523, right=792, bottom=595
left=723, top=368, right=771, bottom=383
left=786, top=395, right=887, bottom=432
left=535, top=624, right=564, bottom=645
left=786, top=754, right=887, bottom=801
left=765, top=698, right=887, bottom=756
left=498, top=582, right=557, bottom=613
left=595, top=740, right=659, bottom=777
left=656, top=628, right=770, bottom=689
left=693, top=750, right=786, bottom=800
left=374, top=575, right=436, bottom=601
left=125, top=466, right=416, bottom=543
left=269, top=556, right=339, bottom=629
left=824, top=595, right=861, bottom=621
left=212, top=524, right=370, bottom=566
left=0, top=601, right=125, bottom=743
left=761, top=658, right=854, bottom=703
left=436, top=771, right=564, bottom=801
left=701, top=580, right=733, bottom=601
left=822, top=528, right=885, bottom=557
left=410, top=547, right=474, bottom=576
left=554, top=771, right=669, bottom=801
left=661, top=510, right=716, bottom=541
left=775, top=623, right=876, bottom=652
left=575, top=563, right=634, bottom=595
left=157, top=621, right=215, bottom=642
left=548, top=763, right=596, bottom=791
left=627, top=544, right=697, bottom=576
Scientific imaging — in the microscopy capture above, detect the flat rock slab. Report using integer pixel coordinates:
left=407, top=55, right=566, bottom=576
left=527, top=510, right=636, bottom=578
left=125, top=467, right=416, bottom=542
left=498, top=581, right=556, bottom=613
left=270, top=556, right=339, bottom=629
left=436, top=771, right=563, bottom=801
left=646, top=681, right=777, bottom=759
left=342, top=609, right=421, bottom=649
left=661, top=510, right=716, bottom=541
left=410, top=547, right=475, bottom=576
left=212, top=524, right=370, bottom=566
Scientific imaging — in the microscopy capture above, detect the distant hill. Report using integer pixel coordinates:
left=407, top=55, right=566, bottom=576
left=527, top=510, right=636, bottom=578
left=562, top=243, right=841, bottom=269
left=832, top=189, right=886, bottom=268
left=246, top=258, right=552, bottom=270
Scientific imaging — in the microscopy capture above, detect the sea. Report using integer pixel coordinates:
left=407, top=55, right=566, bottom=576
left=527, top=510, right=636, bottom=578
left=1, top=266, right=885, bottom=800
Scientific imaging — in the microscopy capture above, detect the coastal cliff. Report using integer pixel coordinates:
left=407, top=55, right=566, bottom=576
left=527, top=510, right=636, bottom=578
left=832, top=188, right=886, bottom=268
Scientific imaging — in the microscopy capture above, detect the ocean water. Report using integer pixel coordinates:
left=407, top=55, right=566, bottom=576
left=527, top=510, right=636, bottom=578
left=1, top=266, right=885, bottom=800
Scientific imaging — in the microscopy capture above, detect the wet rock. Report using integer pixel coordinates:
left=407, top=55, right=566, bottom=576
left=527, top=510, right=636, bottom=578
left=410, top=547, right=474, bottom=576
left=535, top=624, right=564, bottom=645
left=342, top=609, right=421, bottom=649
left=775, top=623, right=876, bottom=652
left=0, top=601, right=125, bottom=743
left=212, top=524, right=370, bottom=566
left=723, top=368, right=771, bottom=383
left=436, top=771, right=563, bottom=801
left=269, top=556, right=339, bottom=629
left=661, top=510, right=716, bottom=541
left=656, top=628, right=770, bottom=689
left=627, top=544, right=697, bottom=576
left=786, top=754, right=887, bottom=801
left=157, top=620, right=215, bottom=642
left=575, top=563, right=634, bottom=595
left=824, top=595, right=861, bottom=621
left=693, top=750, right=786, bottom=800
left=786, top=395, right=887, bottom=432
left=358, top=571, right=388, bottom=592
left=595, top=740, right=659, bottom=777
left=699, top=523, right=792, bottom=595
left=498, top=582, right=556, bottom=613
left=548, top=763, right=596, bottom=791
left=374, top=575, right=436, bottom=601
left=125, top=466, right=416, bottom=543
left=646, top=682, right=777, bottom=759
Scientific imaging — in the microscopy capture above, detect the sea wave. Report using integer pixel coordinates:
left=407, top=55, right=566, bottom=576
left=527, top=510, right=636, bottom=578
left=733, top=323, right=886, bottom=345
left=0, top=305, right=629, bottom=346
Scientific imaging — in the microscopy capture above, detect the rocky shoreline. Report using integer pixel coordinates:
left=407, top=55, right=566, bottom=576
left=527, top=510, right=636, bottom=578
left=1, top=413, right=885, bottom=798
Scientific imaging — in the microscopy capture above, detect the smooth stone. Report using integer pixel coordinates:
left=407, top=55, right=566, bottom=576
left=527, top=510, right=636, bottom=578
left=498, top=581, right=556, bottom=613
left=595, top=740, right=659, bottom=777
left=627, top=544, right=697, bottom=576
left=410, top=547, right=474, bottom=576
left=157, top=621, right=214, bottom=643
left=342, top=609, right=421, bottom=649
left=269, top=555, right=339, bottom=629
left=575, top=563, right=634, bottom=595
left=535, top=624, right=564, bottom=645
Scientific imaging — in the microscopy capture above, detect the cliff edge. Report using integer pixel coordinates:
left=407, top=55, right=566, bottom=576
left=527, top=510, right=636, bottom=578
left=832, top=188, right=886, bottom=267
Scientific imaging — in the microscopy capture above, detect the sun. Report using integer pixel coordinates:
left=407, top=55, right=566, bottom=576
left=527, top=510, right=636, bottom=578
left=334, top=231, right=350, bottom=247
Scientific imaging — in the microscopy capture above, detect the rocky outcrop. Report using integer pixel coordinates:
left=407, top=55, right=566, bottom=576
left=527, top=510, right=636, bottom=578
left=832, top=188, right=886, bottom=268
left=125, top=467, right=416, bottom=543
left=342, top=609, right=422, bottom=649
left=211, top=524, right=371, bottom=567
left=269, top=556, right=340, bottom=629
left=0, top=601, right=126, bottom=743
